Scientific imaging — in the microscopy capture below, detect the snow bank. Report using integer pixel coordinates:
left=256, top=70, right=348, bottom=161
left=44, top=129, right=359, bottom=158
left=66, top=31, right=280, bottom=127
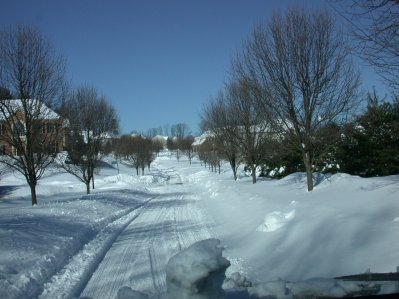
left=228, top=276, right=399, bottom=298
left=256, top=210, right=295, bottom=232
left=164, top=238, right=230, bottom=299
left=248, top=278, right=292, bottom=299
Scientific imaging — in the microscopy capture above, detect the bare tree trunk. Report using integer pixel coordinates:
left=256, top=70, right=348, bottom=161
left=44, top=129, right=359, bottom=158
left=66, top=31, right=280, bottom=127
left=92, top=175, right=95, bottom=190
left=251, top=164, right=257, bottom=184
left=86, top=181, right=90, bottom=194
left=303, top=153, right=314, bottom=191
left=233, top=170, right=237, bottom=181
left=229, top=157, right=238, bottom=181
left=232, top=161, right=238, bottom=180
left=29, top=183, right=37, bottom=206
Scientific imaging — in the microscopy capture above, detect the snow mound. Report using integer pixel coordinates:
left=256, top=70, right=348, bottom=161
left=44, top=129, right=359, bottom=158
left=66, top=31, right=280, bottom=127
left=248, top=278, right=292, bottom=299
left=165, top=238, right=230, bottom=299
left=223, top=272, right=252, bottom=290
left=290, top=278, right=346, bottom=298
left=256, top=210, right=295, bottom=232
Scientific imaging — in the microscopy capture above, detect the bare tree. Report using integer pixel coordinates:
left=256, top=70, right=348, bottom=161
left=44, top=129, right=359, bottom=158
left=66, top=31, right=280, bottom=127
left=171, top=123, right=190, bottom=138
left=169, top=123, right=190, bottom=161
left=336, top=0, right=399, bottom=92
left=233, top=8, right=360, bottom=191
left=117, top=135, right=154, bottom=175
left=60, top=85, right=119, bottom=194
left=116, top=135, right=139, bottom=175
left=151, top=136, right=165, bottom=156
left=163, top=124, right=170, bottom=137
left=0, top=25, right=66, bottom=205
left=141, top=137, right=155, bottom=173
left=201, top=90, right=242, bottom=180
left=179, top=135, right=195, bottom=164
left=197, top=137, right=222, bottom=173
left=226, top=79, right=270, bottom=184
left=147, top=126, right=163, bottom=139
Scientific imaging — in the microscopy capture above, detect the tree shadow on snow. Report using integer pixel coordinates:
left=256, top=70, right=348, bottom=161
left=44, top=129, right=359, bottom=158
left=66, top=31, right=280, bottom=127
left=0, top=185, right=19, bottom=201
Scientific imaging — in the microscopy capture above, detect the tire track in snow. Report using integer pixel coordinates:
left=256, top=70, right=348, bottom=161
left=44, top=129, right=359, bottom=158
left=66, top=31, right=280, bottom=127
left=79, top=167, right=213, bottom=298
left=38, top=195, right=157, bottom=299
left=80, top=194, right=173, bottom=297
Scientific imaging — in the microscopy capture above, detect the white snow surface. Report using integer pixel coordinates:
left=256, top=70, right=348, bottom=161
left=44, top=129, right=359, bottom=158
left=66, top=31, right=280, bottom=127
left=165, top=238, right=229, bottom=299
left=0, top=152, right=398, bottom=298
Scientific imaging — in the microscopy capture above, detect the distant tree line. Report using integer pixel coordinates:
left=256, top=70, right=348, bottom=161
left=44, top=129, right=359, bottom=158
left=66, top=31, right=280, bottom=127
left=113, top=134, right=155, bottom=176
left=162, top=123, right=195, bottom=163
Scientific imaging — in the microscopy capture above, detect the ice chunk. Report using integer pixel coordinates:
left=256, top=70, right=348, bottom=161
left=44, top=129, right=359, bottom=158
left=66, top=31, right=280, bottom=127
left=248, top=278, right=292, bottom=299
left=165, top=238, right=230, bottom=299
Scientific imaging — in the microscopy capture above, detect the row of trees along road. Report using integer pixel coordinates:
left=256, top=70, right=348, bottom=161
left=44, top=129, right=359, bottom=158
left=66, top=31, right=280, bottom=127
left=0, top=25, right=119, bottom=204
left=114, top=134, right=155, bottom=176
left=165, top=123, right=195, bottom=164
left=202, top=8, right=360, bottom=191
left=201, top=2, right=399, bottom=190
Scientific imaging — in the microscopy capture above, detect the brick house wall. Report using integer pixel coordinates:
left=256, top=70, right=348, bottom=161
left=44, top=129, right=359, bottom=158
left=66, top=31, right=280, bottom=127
left=0, top=100, right=66, bottom=156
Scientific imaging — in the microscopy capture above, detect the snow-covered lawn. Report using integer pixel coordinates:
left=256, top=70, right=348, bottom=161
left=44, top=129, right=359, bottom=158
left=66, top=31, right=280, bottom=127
left=0, top=152, right=398, bottom=298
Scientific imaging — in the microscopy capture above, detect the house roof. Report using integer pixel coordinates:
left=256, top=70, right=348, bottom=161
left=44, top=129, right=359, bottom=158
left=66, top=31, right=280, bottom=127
left=0, top=99, right=60, bottom=121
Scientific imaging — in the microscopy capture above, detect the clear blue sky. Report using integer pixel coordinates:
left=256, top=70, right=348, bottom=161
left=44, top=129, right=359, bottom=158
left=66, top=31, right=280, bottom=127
left=0, top=0, right=387, bottom=135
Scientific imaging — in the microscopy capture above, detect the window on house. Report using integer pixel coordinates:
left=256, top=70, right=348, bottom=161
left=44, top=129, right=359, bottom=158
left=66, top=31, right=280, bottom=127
left=14, top=142, right=24, bottom=156
left=13, top=122, right=25, bottom=137
left=0, top=144, right=6, bottom=155
left=47, top=123, right=55, bottom=133
left=45, top=141, right=59, bottom=154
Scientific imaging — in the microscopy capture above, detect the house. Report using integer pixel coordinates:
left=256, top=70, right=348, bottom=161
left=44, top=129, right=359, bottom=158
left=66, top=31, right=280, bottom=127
left=0, top=99, right=67, bottom=156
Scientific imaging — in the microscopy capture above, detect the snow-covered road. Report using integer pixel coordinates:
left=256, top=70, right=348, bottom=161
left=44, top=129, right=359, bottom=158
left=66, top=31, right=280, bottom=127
left=81, top=171, right=211, bottom=298
left=2, top=152, right=399, bottom=299
left=39, top=164, right=212, bottom=299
